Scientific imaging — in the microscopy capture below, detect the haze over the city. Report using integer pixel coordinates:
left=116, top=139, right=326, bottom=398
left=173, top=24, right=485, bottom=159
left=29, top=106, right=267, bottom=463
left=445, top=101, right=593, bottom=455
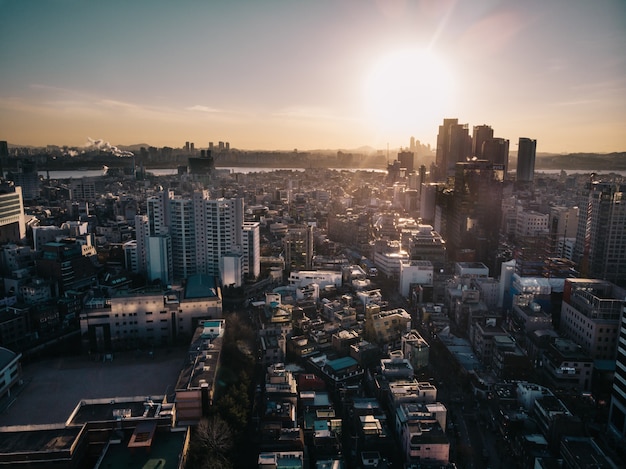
left=1, top=0, right=624, bottom=153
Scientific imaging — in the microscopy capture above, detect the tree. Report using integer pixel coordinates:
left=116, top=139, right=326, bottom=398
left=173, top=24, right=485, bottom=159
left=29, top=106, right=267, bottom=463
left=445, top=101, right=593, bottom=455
left=186, top=415, right=234, bottom=469
left=196, top=415, right=233, bottom=454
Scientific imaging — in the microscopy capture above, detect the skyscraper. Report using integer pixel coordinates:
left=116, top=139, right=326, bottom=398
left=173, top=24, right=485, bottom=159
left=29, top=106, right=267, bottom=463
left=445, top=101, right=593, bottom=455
left=516, top=137, right=537, bottom=183
left=575, top=182, right=626, bottom=287
left=435, top=118, right=471, bottom=180
left=445, top=160, right=504, bottom=272
left=397, top=150, right=415, bottom=173
left=472, top=124, right=494, bottom=158
left=482, top=138, right=510, bottom=176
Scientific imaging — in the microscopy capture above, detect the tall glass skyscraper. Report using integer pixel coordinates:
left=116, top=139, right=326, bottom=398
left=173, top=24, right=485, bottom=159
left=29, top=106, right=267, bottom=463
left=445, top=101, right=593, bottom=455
left=516, top=137, right=537, bottom=183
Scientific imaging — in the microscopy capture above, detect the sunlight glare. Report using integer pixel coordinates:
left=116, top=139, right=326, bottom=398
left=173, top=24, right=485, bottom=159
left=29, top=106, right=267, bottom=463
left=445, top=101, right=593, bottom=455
left=363, top=48, right=456, bottom=139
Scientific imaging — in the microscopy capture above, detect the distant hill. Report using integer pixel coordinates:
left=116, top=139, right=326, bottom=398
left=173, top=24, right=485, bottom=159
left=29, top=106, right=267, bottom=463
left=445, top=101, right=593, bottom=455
left=534, top=152, right=626, bottom=170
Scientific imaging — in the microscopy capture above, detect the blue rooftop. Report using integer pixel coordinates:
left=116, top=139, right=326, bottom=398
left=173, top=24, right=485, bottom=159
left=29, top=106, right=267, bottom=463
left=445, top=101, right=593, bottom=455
left=327, top=356, right=357, bottom=371
left=184, top=274, right=218, bottom=299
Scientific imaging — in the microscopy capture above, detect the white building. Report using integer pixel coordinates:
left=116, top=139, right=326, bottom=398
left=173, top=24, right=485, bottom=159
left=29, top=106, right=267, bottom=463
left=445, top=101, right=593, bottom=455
left=516, top=209, right=549, bottom=238
left=373, top=250, right=410, bottom=279
left=80, top=275, right=222, bottom=352
left=143, top=190, right=248, bottom=286
left=0, top=185, right=26, bottom=243
left=288, top=270, right=342, bottom=289
left=455, top=262, right=489, bottom=277
left=399, top=260, right=433, bottom=297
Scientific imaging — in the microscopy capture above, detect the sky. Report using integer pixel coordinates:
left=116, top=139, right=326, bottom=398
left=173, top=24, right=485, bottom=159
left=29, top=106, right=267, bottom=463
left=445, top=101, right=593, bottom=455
left=1, top=0, right=625, bottom=153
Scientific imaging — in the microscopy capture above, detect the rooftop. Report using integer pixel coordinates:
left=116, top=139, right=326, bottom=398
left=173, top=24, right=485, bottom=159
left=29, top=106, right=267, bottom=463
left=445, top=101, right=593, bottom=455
left=0, top=425, right=82, bottom=454
left=67, top=396, right=166, bottom=426
left=97, top=427, right=187, bottom=469
left=184, top=274, right=218, bottom=299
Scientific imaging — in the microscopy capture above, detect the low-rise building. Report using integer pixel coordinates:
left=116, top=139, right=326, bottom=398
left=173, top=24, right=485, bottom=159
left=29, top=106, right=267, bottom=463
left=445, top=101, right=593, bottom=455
left=540, top=338, right=594, bottom=391
left=79, top=275, right=222, bottom=353
left=401, top=330, right=430, bottom=371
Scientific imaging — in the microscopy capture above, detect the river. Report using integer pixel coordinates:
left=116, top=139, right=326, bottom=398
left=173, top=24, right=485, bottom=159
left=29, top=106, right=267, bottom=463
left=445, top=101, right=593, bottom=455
left=37, top=167, right=387, bottom=179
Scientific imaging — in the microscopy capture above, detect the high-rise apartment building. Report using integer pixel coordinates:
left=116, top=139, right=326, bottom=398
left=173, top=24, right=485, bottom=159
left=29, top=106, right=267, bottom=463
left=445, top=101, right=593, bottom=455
left=516, top=137, right=537, bottom=183
left=608, top=298, right=626, bottom=439
left=435, top=118, right=471, bottom=180
left=575, top=182, right=626, bottom=287
left=242, top=222, right=261, bottom=279
left=142, top=190, right=252, bottom=286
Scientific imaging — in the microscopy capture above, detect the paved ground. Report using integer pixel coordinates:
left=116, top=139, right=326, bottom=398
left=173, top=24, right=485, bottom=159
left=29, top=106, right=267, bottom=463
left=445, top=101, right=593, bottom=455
left=0, top=347, right=187, bottom=427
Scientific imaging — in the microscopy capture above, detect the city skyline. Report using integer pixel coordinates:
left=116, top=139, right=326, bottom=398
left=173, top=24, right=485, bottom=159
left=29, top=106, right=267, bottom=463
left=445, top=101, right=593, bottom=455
left=1, top=0, right=625, bottom=153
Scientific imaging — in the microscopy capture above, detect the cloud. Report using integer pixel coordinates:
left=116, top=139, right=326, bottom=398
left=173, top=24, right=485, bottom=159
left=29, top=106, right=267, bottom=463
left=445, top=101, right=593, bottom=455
left=185, top=105, right=221, bottom=113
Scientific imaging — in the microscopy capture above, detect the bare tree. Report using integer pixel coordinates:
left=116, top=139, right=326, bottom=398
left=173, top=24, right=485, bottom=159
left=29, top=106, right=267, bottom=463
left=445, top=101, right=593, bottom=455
left=195, top=415, right=234, bottom=454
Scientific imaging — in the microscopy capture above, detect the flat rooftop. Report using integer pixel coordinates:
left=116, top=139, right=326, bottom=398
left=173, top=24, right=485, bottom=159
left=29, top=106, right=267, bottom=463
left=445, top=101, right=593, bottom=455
left=97, top=428, right=186, bottom=469
left=184, top=274, right=218, bottom=299
left=0, top=426, right=81, bottom=453
left=0, top=347, right=186, bottom=426
left=68, top=397, right=163, bottom=426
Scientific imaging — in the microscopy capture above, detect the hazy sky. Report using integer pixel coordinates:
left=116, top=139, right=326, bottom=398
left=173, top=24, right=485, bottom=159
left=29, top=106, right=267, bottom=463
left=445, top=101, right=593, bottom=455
left=1, top=0, right=625, bottom=153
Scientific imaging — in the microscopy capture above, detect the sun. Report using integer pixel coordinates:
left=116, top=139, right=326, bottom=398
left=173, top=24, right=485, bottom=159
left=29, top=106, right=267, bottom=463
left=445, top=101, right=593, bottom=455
left=362, top=47, right=456, bottom=141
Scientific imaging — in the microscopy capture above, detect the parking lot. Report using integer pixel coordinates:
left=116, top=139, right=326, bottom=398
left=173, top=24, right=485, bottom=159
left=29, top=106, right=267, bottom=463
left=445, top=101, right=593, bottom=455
left=0, top=348, right=187, bottom=427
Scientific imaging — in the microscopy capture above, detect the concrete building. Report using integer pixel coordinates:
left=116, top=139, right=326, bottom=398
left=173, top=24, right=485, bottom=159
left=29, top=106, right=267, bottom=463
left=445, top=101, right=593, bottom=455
left=608, top=293, right=626, bottom=440
left=365, top=308, right=411, bottom=348
left=288, top=270, right=342, bottom=290
left=404, top=224, right=446, bottom=268
left=144, top=190, right=251, bottom=286
left=399, top=260, right=433, bottom=297
left=0, top=184, right=25, bottom=243
left=80, top=275, right=222, bottom=352
left=511, top=302, right=553, bottom=334
left=575, top=182, right=626, bottom=287
left=242, top=221, right=261, bottom=279
left=283, top=224, right=314, bottom=271
left=516, top=209, right=549, bottom=238
left=174, top=319, right=224, bottom=425
left=373, top=250, right=410, bottom=280
left=560, top=278, right=624, bottom=360
left=540, top=338, right=594, bottom=391
left=549, top=206, right=579, bottom=257
left=401, top=329, right=430, bottom=371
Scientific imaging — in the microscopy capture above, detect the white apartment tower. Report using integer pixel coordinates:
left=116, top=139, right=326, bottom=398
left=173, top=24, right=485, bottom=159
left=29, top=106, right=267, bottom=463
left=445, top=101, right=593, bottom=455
left=142, top=190, right=251, bottom=286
